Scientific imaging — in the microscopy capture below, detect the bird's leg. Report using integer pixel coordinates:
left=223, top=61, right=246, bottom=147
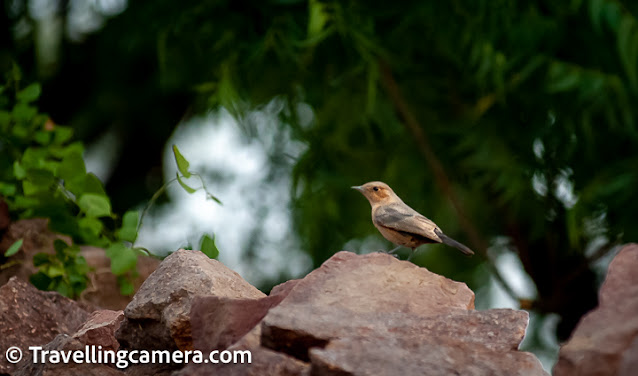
left=407, top=248, right=417, bottom=261
left=386, top=245, right=402, bottom=254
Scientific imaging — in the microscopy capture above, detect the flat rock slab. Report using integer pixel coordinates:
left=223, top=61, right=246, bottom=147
left=0, top=277, right=91, bottom=374
left=264, top=307, right=530, bottom=360
left=257, top=251, right=545, bottom=375
left=262, top=251, right=475, bottom=359
left=116, top=249, right=265, bottom=352
left=554, top=244, right=638, bottom=376
left=310, top=334, right=546, bottom=376
left=274, top=251, right=475, bottom=314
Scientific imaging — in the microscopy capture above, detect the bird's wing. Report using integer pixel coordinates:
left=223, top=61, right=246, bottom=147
left=373, top=204, right=441, bottom=242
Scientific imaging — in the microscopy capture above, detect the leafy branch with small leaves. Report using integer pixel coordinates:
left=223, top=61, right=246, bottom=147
left=136, top=145, right=221, bottom=259
left=0, top=67, right=220, bottom=297
left=0, top=66, right=143, bottom=296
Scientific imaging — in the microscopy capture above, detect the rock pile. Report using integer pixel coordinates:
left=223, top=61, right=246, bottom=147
left=11, top=242, right=620, bottom=375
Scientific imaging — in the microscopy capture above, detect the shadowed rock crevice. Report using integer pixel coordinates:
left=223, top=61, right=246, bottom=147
left=261, top=325, right=330, bottom=362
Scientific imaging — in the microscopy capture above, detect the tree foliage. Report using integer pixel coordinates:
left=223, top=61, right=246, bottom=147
left=0, top=69, right=220, bottom=297
left=3, top=0, right=638, bottom=356
left=0, top=67, right=142, bottom=296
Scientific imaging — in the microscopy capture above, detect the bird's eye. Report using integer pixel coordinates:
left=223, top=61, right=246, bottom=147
left=373, top=187, right=379, bottom=192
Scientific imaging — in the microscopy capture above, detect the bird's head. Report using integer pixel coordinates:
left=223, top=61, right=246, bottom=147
left=351, top=181, right=399, bottom=206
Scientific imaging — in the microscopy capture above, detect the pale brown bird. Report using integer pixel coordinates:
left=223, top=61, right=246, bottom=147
left=352, top=181, right=474, bottom=258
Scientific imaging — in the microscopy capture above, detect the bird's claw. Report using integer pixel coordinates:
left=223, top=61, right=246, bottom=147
left=378, top=249, right=399, bottom=258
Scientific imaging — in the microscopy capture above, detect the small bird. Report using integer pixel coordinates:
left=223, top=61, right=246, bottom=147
left=352, top=181, right=474, bottom=259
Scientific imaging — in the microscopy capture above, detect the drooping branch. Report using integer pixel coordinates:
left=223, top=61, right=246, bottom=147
left=378, top=60, right=485, bottom=252
left=379, top=59, right=521, bottom=301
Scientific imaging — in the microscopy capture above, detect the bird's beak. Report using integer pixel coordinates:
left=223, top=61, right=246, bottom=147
left=351, top=185, right=363, bottom=192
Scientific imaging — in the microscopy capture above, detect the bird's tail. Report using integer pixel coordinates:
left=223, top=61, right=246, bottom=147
left=435, top=230, right=474, bottom=255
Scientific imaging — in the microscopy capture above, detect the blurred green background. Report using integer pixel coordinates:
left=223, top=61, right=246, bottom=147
left=2, top=0, right=638, bottom=371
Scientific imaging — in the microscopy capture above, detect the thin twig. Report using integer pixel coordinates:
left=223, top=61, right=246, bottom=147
left=136, top=173, right=221, bottom=247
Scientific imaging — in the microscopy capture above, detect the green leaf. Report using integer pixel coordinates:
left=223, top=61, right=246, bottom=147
left=33, top=252, right=51, bottom=267
left=49, top=142, right=84, bottom=159
left=4, top=239, right=23, bottom=257
left=29, top=271, right=52, bottom=290
left=47, top=264, right=66, bottom=277
left=217, top=63, right=241, bottom=116
left=172, top=144, right=192, bottom=178
left=14, top=195, right=39, bottom=209
left=53, top=239, right=69, bottom=254
left=78, top=193, right=112, bottom=217
left=547, top=63, right=581, bottom=92
left=83, top=173, right=107, bottom=196
left=34, top=131, right=51, bottom=145
left=206, top=192, right=222, bottom=205
left=78, top=216, right=104, bottom=237
left=22, top=169, right=55, bottom=196
left=13, top=161, right=27, bottom=179
left=69, top=272, right=87, bottom=285
left=117, top=275, right=135, bottom=296
left=58, top=151, right=87, bottom=195
left=53, top=126, right=73, bottom=144
left=200, top=234, right=220, bottom=259
left=0, top=182, right=17, bottom=196
left=308, top=0, right=330, bottom=38
left=12, top=103, right=37, bottom=122
left=17, top=83, right=41, bottom=103
left=0, top=110, right=10, bottom=128
left=106, top=243, right=138, bottom=275
left=26, top=168, right=55, bottom=186
left=117, top=210, right=139, bottom=242
left=55, top=281, right=72, bottom=297
left=11, top=124, right=28, bottom=139
left=176, top=173, right=196, bottom=193
left=21, top=147, right=49, bottom=170
left=70, top=255, right=89, bottom=274
left=22, top=180, right=44, bottom=196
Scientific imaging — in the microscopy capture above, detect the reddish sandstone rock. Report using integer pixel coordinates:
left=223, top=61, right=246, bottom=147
left=72, top=310, right=124, bottom=351
left=311, top=334, right=545, bottom=376
left=272, top=251, right=475, bottom=314
left=259, top=251, right=546, bottom=375
left=190, top=289, right=291, bottom=353
left=14, top=334, right=125, bottom=376
left=261, top=251, right=475, bottom=359
left=116, top=249, right=265, bottom=353
left=0, top=277, right=91, bottom=374
left=174, top=346, right=309, bottom=376
left=180, top=277, right=299, bottom=375
left=554, top=244, right=638, bottom=376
